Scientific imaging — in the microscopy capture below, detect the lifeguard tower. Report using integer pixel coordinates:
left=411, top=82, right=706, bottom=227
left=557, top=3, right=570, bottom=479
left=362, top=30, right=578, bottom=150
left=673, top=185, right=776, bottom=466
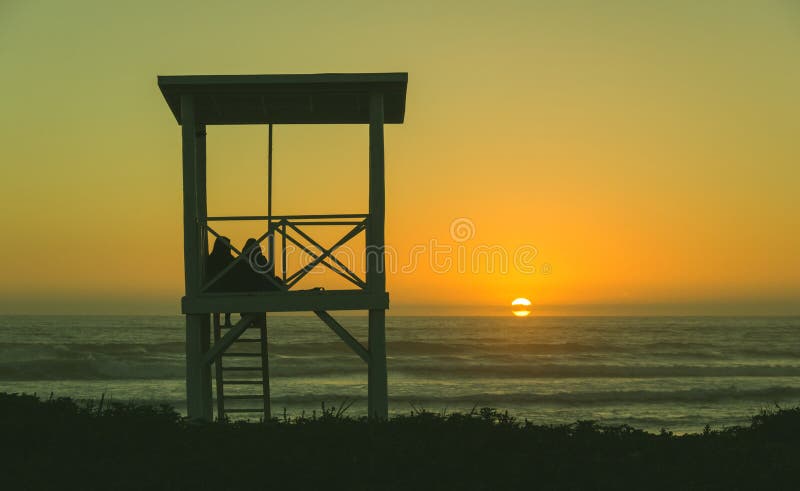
left=158, top=73, right=408, bottom=421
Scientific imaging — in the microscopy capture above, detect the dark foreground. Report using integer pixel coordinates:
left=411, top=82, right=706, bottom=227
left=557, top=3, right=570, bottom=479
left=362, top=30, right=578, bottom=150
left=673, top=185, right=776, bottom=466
left=2, top=393, right=798, bottom=490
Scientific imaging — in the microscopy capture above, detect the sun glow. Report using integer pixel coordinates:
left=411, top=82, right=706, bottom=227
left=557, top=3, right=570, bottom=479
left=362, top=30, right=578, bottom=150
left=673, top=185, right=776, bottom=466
left=511, top=297, right=532, bottom=317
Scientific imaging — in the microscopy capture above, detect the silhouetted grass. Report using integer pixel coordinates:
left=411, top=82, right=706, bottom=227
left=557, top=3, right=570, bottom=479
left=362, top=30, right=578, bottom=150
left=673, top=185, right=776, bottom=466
left=1, top=392, right=798, bottom=490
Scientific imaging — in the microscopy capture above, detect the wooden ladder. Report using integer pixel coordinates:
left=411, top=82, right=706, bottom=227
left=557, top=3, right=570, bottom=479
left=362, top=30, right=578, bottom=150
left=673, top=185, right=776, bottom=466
left=212, top=313, right=271, bottom=421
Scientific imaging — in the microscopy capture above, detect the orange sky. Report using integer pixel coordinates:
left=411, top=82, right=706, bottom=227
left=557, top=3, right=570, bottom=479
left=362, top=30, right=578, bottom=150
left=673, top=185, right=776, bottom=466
left=1, top=0, right=798, bottom=315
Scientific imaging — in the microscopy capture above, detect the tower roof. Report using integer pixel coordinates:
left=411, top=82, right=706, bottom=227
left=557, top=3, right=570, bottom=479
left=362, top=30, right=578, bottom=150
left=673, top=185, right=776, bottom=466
left=158, top=72, right=408, bottom=125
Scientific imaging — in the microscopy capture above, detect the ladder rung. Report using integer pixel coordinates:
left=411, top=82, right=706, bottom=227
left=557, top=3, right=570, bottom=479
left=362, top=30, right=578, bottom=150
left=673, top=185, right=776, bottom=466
left=223, top=352, right=262, bottom=357
left=222, top=366, right=262, bottom=371
left=224, top=408, right=265, bottom=413
left=225, top=395, right=264, bottom=400
left=224, top=380, right=263, bottom=385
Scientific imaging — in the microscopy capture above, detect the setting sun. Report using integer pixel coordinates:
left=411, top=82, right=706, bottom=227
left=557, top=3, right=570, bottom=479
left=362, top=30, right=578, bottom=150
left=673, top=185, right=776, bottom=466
left=511, top=297, right=532, bottom=317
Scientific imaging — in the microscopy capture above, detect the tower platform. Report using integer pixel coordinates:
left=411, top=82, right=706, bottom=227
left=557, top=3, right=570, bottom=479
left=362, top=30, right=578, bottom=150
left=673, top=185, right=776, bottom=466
left=182, top=290, right=389, bottom=314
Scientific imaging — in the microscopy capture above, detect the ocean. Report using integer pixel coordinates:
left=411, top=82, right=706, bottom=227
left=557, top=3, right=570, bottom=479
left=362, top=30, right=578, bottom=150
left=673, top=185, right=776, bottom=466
left=1, top=315, right=798, bottom=433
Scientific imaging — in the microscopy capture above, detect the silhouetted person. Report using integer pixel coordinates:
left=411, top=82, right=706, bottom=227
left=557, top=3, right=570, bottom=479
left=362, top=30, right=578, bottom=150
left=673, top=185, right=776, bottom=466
left=206, top=237, right=283, bottom=292
left=244, top=238, right=275, bottom=277
left=206, top=236, right=235, bottom=292
left=229, top=238, right=282, bottom=291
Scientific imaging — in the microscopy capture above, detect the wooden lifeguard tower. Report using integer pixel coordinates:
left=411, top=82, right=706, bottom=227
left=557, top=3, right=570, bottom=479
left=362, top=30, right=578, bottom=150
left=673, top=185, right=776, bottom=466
left=158, top=73, right=408, bottom=421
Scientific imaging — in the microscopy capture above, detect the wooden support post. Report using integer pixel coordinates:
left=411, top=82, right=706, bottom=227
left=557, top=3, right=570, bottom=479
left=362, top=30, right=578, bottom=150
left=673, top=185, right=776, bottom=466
left=367, top=92, right=388, bottom=419
left=181, top=94, right=200, bottom=295
left=259, top=313, right=271, bottom=420
left=367, top=98, right=386, bottom=292
left=368, top=309, right=387, bottom=418
left=197, top=123, right=208, bottom=284
left=186, top=314, right=212, bottom=421
left=200, top=314, right=212, bottom=417
left=281, top=220, right=287, bottom=283
left=213, top=313, right=225, bottom=420
left=182, top=95, right=212, bottom=421
left=267, top=124, right=275, bottom=267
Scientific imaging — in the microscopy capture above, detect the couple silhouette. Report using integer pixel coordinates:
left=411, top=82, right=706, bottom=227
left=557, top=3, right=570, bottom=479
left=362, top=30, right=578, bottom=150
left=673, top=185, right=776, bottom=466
left=206, top=236, right=283, bottom=292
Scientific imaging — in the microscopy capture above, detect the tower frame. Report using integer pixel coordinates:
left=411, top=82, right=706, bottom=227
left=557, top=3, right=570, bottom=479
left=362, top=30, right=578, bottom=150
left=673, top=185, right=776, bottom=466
left=158, top=73, right=408, bottom=421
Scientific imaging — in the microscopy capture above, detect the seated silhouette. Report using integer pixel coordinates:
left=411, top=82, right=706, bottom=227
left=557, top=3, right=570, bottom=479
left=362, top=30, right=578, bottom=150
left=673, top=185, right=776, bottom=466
left=206, top=237, right=283, bottom=292
left=206, top=236, right=235, bottom=292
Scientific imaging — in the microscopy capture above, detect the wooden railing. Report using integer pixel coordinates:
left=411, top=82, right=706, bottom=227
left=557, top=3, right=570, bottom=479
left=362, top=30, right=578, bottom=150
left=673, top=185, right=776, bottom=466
left=200, top=214, right=369, bottom=293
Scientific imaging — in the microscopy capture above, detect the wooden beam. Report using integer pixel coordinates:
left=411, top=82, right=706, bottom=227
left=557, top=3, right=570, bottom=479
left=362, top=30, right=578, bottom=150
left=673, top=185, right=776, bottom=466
left=213, top=314, right=225, bottom=420
left=282, top=221, right=366, bottom=288
left=314, top=311, right=370, bottom=364
left=186, top=314, right=212, bottom=421
left=205, top=213, right=369, bottom=221
left=259, top=314, right=271, bottom=419
left=285, top=222, right=366, bottom=287
left=203, top=314, right=256, bottom=365
left=182, top=290, right=389, bottom=314
left=200, top=314, right=212, bottom=416
left=182, top=96, right=212, bottom=422
left=279, top=229, right=366, bottom=289
left=282, top=221, right=287, bottom=282
left=267, top=124, right=274, bottom=267
left=368, top=309, right=388, bottom=419
left=181, top=94, right=200, bottom=295
left=197, top=123, right=207, bottom=285
left=367, top=92, right=385, bottom=293
left=367, top=92, right=388, bottom=419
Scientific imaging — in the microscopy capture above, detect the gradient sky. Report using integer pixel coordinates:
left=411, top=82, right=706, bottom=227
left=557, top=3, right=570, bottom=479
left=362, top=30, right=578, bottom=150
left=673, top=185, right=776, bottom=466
left=1, top=0, right=798, bottom=315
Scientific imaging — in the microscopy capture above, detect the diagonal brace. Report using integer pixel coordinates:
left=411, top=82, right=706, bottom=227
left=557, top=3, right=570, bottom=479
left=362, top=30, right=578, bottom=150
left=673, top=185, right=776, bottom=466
left=279, top=229, right=367, bottom=289
left=285, top=222, right=366, bottom=288
left=204, top=224, right=242, bottom=256
left=314, top=311, right=370, bottom=364
left=287, top=222, right=366, bottom=287
left=203, top=314, right=256, bottom=365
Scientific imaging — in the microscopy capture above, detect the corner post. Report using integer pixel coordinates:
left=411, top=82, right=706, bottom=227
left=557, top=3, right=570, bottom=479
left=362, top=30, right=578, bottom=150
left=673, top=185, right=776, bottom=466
left=181, top=95, right=201, bottom=297
left=259, top=313, right=271, bottom=420
left=182, top=95, right=212, bottom=421
left=267, top=124, right=275, bottom=266
left=367, top=92, right=388, bottom=419
left=197, top=123, right=208, bottom=285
